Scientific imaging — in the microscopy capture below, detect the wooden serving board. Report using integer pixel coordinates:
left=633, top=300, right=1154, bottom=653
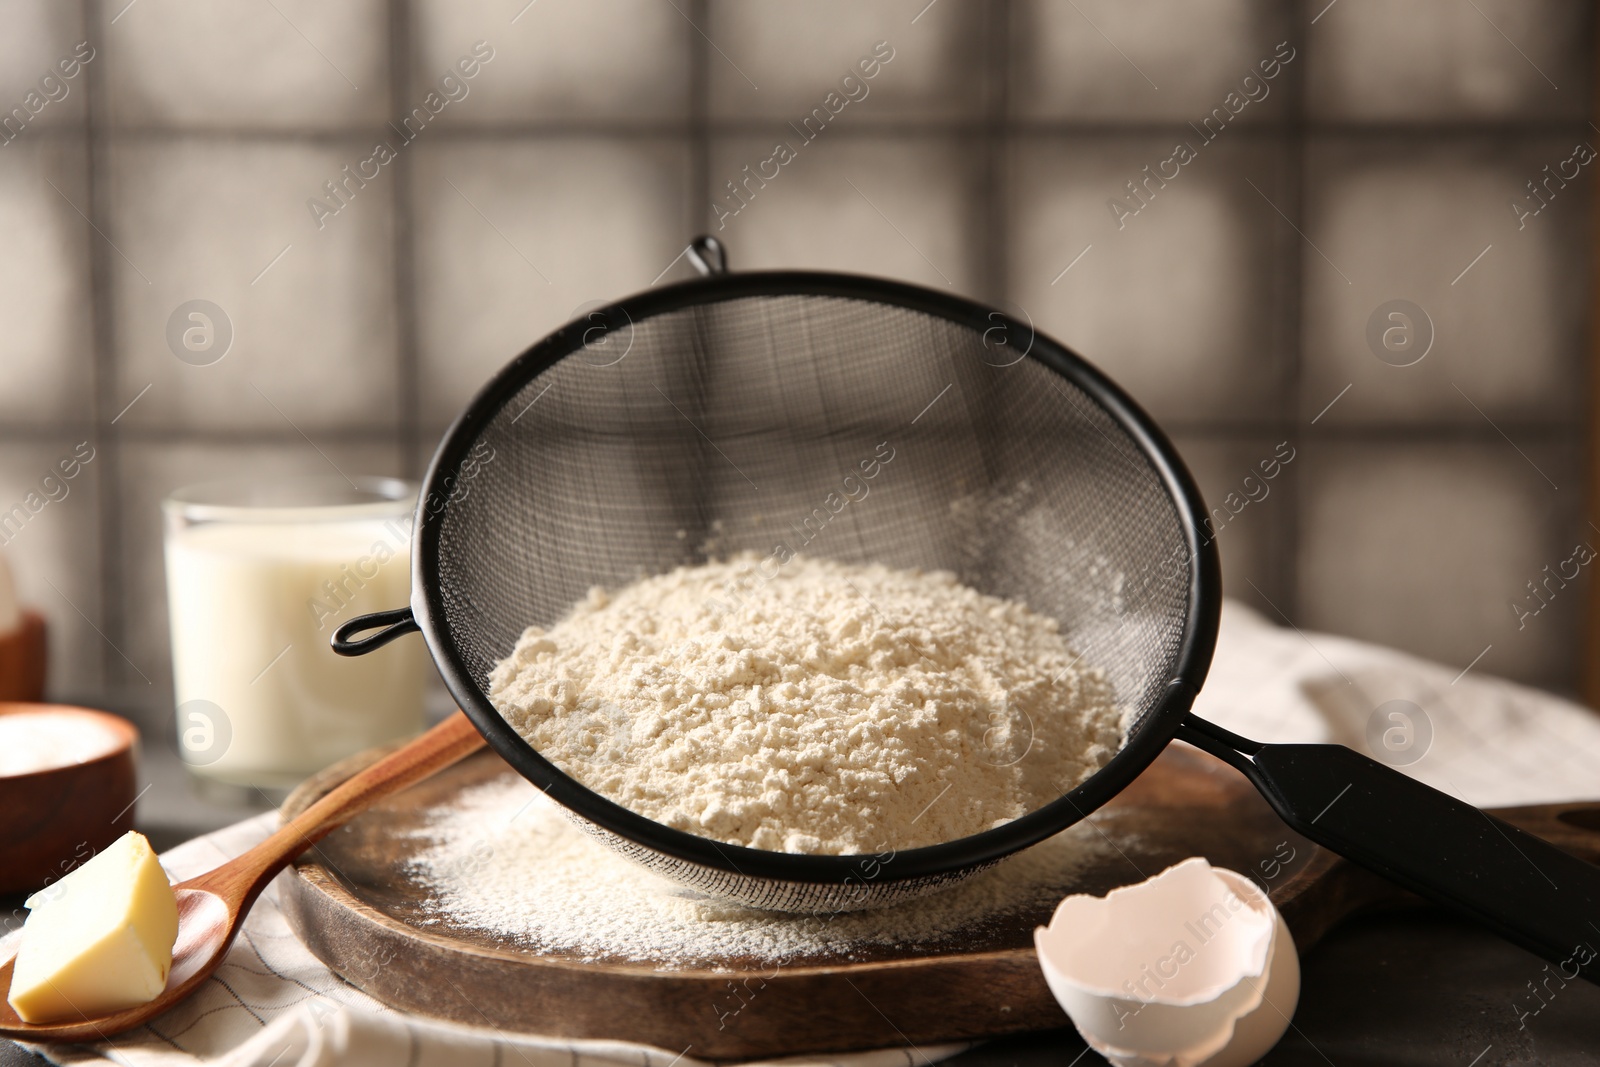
left=278, top=743, right=1600, bottom=1060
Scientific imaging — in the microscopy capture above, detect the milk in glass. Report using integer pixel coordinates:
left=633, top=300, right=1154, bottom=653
left=163, top=478, right=425, bottom=787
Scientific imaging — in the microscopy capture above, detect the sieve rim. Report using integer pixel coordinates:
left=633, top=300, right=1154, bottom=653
left=410, top=270, right=1222, bottom=887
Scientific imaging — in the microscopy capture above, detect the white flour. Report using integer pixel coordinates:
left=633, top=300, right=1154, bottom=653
left=405, top=773, right=1117, bottom=966
left=0, top=713, right=120, bottom=776
left=488, top=555, right=1123, bottom=854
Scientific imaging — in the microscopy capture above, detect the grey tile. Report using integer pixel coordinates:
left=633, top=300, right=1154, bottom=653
left=102, top=0, right=389, bottom=129
left=116, top=439, right=405, bottom=729
left=709, top=133, right=981, bottom=294
left=1170, top=434, right=1298, bottom=615
left=412, top=0, right=690, bottom=123
left=0, top=2, right=90, bottom=134
left=0, top=137, right=94, bottom=428
left=1011, top=0, right=1293, bottom=124
left=106, top=139, right=399, bottom=433
left=707, top=0, right=986, bottom=122
left=411, top=137, right=692, bottom=429
left=1296, top=440, right=1580, bottom=692
left=1006, top=134, right=1288, bottom=426
left=1301, top=136, right=1588, bottom=429
left=1306, top=0, right=1590, bottom=122
left=0, top=438, right=104, bottom=705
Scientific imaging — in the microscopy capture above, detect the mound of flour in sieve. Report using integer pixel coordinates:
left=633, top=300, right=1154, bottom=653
left=404, top=773, right=1119, bottom=966
left=488, top=555, right=1123, bottom=854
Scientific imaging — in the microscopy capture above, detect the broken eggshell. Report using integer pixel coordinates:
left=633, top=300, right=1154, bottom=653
left=1034, top=856, right=1299, bottom=1067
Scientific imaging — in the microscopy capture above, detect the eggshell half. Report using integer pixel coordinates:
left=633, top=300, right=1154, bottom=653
left=1034, top=857, right=1300, bottom=1067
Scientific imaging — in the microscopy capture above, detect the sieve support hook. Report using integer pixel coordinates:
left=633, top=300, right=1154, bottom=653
left=685, top=235, right=729, bottom=277
left=332, top=607, right=419, bottom=657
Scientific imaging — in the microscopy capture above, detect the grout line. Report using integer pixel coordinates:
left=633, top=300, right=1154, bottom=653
left=388, top=0, right=422, bottom=479
left=1452, top=381, right=1560, bottom=489
left=980, top=0, right=1012, bottom=306
left=689, top=0, right=710, bottom=240
left=250, top=381, right=361, bottom=489
left=665, top=0, right=756, bottom=92
left=83, top=0, right=128, bottom=710
left=1277, top=7, right=1309, bottom=624
left=65, top=118, right=1600, bottom=140
left=44, top=176, right=152, bottom=285
left=0, top=420, right=1579, bottom=445
left=0, top=425, right=436, bottom=444
left=1246, top=175, right=1351, bottom=284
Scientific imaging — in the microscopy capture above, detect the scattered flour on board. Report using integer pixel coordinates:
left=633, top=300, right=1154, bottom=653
left=404, top=773, right=1121, bottom=966
left=488, top=555, right=1124, bottom=854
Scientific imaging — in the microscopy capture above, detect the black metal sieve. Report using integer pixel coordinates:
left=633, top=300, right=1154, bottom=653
left=335, top=239, right=1599, bottom=979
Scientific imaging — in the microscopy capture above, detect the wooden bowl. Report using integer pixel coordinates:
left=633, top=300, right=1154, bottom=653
left=0, top=703, right=138, bottom=895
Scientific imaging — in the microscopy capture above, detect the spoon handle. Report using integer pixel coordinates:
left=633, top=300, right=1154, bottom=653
left=183, top=712, right=486, bottom=900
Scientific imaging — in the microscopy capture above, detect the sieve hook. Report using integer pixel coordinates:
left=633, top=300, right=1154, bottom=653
left=331, top=606, right=419, bottom=656
left=685, top=235, right=729, bottom=276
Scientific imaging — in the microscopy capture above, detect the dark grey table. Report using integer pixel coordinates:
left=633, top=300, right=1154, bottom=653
left=3, top=905, right=1596, bottom=1065
left=943, top=908, right=1600, bottom=1066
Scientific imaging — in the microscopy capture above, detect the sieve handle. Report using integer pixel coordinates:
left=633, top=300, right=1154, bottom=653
left=331, top=606, right=419, bottom=656
left=1178, top=721, right=1600, bottom=984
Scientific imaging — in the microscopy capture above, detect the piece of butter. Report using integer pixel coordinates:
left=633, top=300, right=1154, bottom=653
left=7, top=831, right=179, bottom=1023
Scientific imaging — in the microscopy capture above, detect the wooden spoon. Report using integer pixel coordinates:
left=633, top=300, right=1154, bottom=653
left=0, top=711, right=484, bottom=1043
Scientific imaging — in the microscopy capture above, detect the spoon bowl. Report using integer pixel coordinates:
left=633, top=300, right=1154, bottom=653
left=0, top=712, right=482, bottom=1042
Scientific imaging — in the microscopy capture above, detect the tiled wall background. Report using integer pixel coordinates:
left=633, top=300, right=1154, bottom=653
left=0, top=0, right=1593, bottom=742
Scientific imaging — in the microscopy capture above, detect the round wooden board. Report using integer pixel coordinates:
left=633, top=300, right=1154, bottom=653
left=274, top=742, right=1350, bottom=1058
left=277, top=740, right=1600, bottom=1059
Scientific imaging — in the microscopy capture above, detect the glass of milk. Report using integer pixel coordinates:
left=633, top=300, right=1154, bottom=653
left=163, top=476, right=426, bottom=788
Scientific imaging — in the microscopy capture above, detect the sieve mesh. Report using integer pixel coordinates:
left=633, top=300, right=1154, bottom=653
left=415, top=279, right=1213, bottom=911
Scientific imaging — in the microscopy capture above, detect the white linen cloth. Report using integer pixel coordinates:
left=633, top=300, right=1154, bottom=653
left=1195, top=601, right=1600, bottom=807
left=20, top=600, right=1600, bottom=1065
